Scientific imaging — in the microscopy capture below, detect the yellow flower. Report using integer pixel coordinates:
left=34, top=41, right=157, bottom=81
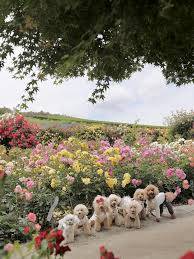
left=62, top=186, right=67, bottom=192
left=58, top=150, right=73, bottom=158
left=50, top=178, right=59, bottom=188
left=106, top=178, right=117, bottom=189
left=104, top=147, right=114, bottom=155
left=81, top=177, right=91, bottom=185
left=72, top=161, right=81, bottom=173
left=123, top=173, right=131, bottom=181
left=115, top=154, right=121, bottom=161
left=114, top=147, right=120, bottom=154
left=122, top=173, right=131, bottom=188
left=95, top=162, right=102, bottom=167
left=104, top=171, right=110, bottom=178
left=48, top=168, right=56, bottom=175
left=97, top=169, right=103, bottom=176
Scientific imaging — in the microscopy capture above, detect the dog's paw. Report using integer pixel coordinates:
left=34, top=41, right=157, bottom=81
left=156, top=218, right=160, bottom=222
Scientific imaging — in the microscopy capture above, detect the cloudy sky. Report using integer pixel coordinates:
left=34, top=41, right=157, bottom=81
left=0, top=64, right=193, bottom=125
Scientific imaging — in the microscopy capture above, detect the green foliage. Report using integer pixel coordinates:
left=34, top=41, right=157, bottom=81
left=0, top=107, right=12, bottom=115
left=0, top=0, right=193, bottom=106
left=166, top=110, right=194, bottom=140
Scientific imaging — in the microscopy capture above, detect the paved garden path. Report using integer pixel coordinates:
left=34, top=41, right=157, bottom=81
left=65, top=205, right=194, bottom=259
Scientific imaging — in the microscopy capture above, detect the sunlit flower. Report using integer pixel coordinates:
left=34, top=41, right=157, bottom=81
left=183, top=180, right=190, bottom=190
left=106, top=178, right=117, bottom=189
left=34, top=224, right=41, bottom=231
left=51, top=178, right=59, bottom=188
left=27, top=212, right=37, bottom=223
left=97, top=169, right=103, bottom=176
left=81, top=178, right=91, bottom=185
left=166, top=168, right=175, bottom=178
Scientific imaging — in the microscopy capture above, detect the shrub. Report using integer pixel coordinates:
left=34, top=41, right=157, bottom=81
left=0, top=107, right=12, bottom=115
left=0, top=137, right=193, bottom=245
left=166, top=110, right=194, bottom=140
left=0, top=113, right=39, bottom=149
left=37, top=125, right=82, bottom=145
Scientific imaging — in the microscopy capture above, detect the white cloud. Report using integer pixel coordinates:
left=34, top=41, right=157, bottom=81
left=0, top=64, right=193, bottom=125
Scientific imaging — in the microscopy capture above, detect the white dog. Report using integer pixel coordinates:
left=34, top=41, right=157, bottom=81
left=144, top=184, right=165, bottom=222
left=124, top=200, right=142, bottom=229
left=73, top=204, right=91, bottom=235
left=107, top=194, right=123, bottom=226
left=120, top=195, right=132, bottom=216
left=90, top=195, right=111, bottom=232
left=133, top=189, right=146, bottom=220
left=58, top=214, right=78, bottom=244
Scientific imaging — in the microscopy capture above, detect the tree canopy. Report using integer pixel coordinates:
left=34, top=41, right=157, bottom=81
left=0, top=0, right=193, bottom=105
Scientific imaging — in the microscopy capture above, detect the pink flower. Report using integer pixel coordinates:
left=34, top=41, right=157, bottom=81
left=34, top=224, right=41, bottom=231
left=19, top=177, right=28, bottom=183
left=131, top=179, right=142, bottom=187
left=183, top=180, right=190, bottom=190
left=188, top=199, right=194, bottom=206
left=175, top=186, right=182, bottom=195
left=176, top=168, right=186, bottom=180
left=27, top=212, right=37, bottom=223
left=66, top=175, right=75, bottom=184
left=4, top=243, right=14, bottom=252
left=25, top=191, right=33, bottom=201
left=108, top=169, right=113, bottom=177
left=14, top=185, right=22, bottom=193
left=26, top=180, right=36, bottom=189
left=166, top=168, right=175, bottom=178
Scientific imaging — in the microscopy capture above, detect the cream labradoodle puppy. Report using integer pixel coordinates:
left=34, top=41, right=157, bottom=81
left=58, top=214, right=78, bottom=244
left=144, top=184, right=166, bottom=222
left=90, top=195, right=111, bottom=232
left=107, top=194, right=124, bottom=226
left=124, top=200, right=142, bottom=229
left=133, top=189, right=146, bottom=220
left=73, top=204, right=91, bottom=235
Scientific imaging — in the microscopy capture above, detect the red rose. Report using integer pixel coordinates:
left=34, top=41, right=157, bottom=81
left=180, top=251, right=194, bottom=259
left=34, top=236, right=42, bottom=249
left=39, top=231, right=47, bottom=239
left=23, top=226, right=30, bottom=235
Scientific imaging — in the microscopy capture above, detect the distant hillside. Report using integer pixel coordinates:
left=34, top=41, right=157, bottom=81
left=0, top=107, right=167, bottom=129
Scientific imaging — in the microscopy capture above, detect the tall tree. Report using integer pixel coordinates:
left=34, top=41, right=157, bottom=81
left=0, top=0, right=193, bottom=105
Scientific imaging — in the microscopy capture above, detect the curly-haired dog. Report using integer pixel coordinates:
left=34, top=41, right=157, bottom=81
left=90, top=195, right=111, bottom=232
left=124, top=200, right=142, bottom=229
left=107, top=194, right=124, bottom=226
left=144, top=184, right=175, bottom=222
left=133, top=189, right=146, bottom=220
left=73, top=204, right=91, bottom=236
left=58, top=214, right=78, bottom=244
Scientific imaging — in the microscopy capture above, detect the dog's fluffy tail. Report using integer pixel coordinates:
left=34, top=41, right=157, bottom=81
left=165, top=192, right=178, bottom=202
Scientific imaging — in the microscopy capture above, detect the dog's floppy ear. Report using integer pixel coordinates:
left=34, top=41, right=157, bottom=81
left=116, top=195, right=121, bottom=204
left=143, top=187, right=149, bottom=199
left=154, top=186, right=159, bottom=195
left=73, top=215, right=79, bottom=224
left=133, top=189, right=139, bottom=200
left=73, top=206, right=77, bottom=215
left=84, top=206, right=89, bottom=215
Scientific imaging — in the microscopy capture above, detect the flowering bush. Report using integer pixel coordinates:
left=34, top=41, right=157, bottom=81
left=166, top=110, right=194, bottom=140
left=180, top=251, right=194, bottom=259
left=2, top=227, right=71, bottom=259
left=0, top=113, right=39, bottom=149
left=0, top=137, right=193, bottom=246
